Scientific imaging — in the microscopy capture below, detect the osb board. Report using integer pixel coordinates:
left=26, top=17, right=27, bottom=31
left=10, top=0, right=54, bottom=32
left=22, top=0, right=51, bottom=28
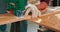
left=28, top=11, right=60, bottom=31
left=0, top=11, right=60, bottom=31
left=40, top=15, right=60, bottom=32
left=0, top=14, right=19, bottom=25
left=0, top=14, right=31, bottom=25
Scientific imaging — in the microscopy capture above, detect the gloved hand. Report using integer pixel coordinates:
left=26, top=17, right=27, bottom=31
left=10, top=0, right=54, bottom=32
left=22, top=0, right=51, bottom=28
left=23, top=4, right=41, bottom=18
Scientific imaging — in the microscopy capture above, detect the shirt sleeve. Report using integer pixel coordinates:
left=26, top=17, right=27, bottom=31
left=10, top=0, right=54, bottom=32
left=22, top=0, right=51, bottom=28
left=25, top=4, right=32, bottom=9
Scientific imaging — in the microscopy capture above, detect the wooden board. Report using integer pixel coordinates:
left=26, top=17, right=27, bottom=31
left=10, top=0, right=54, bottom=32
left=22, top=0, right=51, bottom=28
left=0, top=13, right=31, bottom=25
left=0, top=11, right=60, bottom=32
left=0, top=14, right=19, bottom=25
left=28, top=11, right=60, bottom=32
left=40, top=15, right=60, bottom=32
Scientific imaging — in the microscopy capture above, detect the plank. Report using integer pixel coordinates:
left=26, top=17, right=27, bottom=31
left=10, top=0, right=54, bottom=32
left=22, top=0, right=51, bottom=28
left=0, top=11, right=60, bottom=31
left=28, top=11, right=60, bottom=32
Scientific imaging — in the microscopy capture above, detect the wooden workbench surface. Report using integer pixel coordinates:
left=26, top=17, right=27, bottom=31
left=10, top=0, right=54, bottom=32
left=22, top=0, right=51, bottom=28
left=0, top=11, right=60, bottom=32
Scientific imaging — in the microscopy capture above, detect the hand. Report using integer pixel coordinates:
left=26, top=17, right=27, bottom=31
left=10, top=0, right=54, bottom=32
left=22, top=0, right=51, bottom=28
left=23, top=5, right=41, bottom=18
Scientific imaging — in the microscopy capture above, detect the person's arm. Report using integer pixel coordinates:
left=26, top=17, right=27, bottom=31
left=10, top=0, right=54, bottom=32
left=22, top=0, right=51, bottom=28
left=23, top=4, right=41, bottom=18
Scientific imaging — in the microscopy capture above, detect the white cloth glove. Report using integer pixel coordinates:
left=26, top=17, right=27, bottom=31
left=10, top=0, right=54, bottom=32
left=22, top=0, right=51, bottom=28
left=23, top=4, right=41, bottom=18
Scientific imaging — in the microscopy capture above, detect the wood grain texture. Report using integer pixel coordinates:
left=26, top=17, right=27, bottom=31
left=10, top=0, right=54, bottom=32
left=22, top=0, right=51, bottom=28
left=0, top=11, right=60, bottom=31
left=0, top=13, right=31, bottom=25
left=29, top=11, right=60, bottom=32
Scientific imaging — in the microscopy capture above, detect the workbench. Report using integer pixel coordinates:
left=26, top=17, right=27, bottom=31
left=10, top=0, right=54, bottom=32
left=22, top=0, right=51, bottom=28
left=0, top=11, right=60, bottom=32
